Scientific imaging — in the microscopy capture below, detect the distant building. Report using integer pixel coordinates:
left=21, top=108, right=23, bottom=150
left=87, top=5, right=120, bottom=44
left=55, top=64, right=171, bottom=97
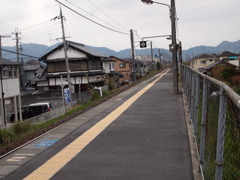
left=109, top=56, right=132, bottom=84
left=217, top=51, right=239, bottom=66
left=24, top=60, right=46, bottom=90
left=101, top=57, right=119, bottom=90
left=199, top=60, right=240, bottom=85
left=122, top=58, right=147, bottom=80
left=190, top=53, right=217, bottom=70
left=0, top=57, right=21, bottom=126
left=36, top=41, right=108, bottom=95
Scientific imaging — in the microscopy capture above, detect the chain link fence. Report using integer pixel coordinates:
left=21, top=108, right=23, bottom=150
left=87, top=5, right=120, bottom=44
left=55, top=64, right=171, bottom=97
left=25, top=106, right=67, bottom=123
left=181, top=65, right=240, bottom=180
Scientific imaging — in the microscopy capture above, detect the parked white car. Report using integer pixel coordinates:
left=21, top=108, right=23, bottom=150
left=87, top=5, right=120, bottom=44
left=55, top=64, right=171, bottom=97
left=29, top=102, right=53, bottom=112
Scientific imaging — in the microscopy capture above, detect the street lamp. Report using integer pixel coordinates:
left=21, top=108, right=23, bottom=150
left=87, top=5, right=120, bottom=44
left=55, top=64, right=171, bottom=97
left=141, top=0, right=153, bottom=4
left=141, top=0, right=179, bottom=94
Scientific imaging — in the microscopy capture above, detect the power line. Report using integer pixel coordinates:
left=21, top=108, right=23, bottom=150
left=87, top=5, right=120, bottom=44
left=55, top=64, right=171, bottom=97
left=134, top=31, right=143, bottom=41
left=0, top=48, right=39, bottom=59
left=20, top=20, right=53, bottom=31
left=65, top=0, right=123, bottom=32
left=55, top=0, right=129, bottom=35
left=87, top=0, right=129, bottom=32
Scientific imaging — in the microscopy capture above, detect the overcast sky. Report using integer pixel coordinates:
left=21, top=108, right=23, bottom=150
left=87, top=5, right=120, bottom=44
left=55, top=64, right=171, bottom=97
left=1, top=0, right=240, bottom=52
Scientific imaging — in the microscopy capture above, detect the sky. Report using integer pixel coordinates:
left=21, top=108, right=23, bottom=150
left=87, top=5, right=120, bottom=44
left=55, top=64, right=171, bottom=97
left=1, top=0, right=240, bottom=52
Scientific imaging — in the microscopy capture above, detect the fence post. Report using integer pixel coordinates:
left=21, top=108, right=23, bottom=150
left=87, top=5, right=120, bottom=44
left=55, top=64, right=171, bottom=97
left=215, top=86, right=226, bottom=180
left=190, top=72, right=196, bottom=126
left=193, top=73, right=200, bottom=135
left=185, top=67, right=189, bottom=101
left=199, top=78, right=208, bottom=164
left=187, top=67, right=192, bottom=104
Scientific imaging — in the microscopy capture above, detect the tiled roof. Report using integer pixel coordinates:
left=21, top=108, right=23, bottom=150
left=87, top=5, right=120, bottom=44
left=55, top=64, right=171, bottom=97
left=40, top=40, right=106, bottom=60
left=217, top=51, right=239, bottom=57
left=199, top=60, right=239, bottom=72
left=68, top=41, right=105, bottom=58
left=192, top=53, right=215, bottom=60
left=0, top=57, right=20, bottom=66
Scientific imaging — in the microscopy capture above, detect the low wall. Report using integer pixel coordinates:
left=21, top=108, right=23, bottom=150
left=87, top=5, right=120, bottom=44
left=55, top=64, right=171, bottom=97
left=21, top=91, right=93, bottom=109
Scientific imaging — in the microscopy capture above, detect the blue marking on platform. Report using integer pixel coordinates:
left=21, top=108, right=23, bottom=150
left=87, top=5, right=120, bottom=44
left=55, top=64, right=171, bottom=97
left=34, top=140, right=58, bottom=147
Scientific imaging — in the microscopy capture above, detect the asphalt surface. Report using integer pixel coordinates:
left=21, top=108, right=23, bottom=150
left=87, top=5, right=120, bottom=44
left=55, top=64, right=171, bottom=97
left=1, top=69, right=194, bottom=180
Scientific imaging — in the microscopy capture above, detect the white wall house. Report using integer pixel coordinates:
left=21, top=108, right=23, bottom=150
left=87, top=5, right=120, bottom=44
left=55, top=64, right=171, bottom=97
left=217, top=51, right=239, bottom=67
left=190, top=53, right=217, bottom=70
left=0, top=58, right=21, bottom=127
left=37, top=41, right=108, bottom=94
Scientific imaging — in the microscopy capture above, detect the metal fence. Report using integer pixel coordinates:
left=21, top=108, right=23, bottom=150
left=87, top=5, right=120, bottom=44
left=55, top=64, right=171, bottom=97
left=181, top=65, right=240, bottom=180
left=25, top=106, right=67, bottom=123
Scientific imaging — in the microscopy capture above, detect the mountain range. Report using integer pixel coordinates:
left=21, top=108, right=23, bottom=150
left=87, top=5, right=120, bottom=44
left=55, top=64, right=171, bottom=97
left=2, top=40, right=240, bottom=62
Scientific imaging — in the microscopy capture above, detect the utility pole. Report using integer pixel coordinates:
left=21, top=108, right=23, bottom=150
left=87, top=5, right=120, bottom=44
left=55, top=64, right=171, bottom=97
left=150, top=41, right=153, bottom=69
left=159, top=49, right=162, bottom=69
left=0, top=35, right=11, bottom=58
left=130, top=29, right=136, bottom=82
left=0, top=66, right=6, bottom=127
left=13, top=28, right=21, bottom=63
left=60, top=6, right=72, bottom=105
left=13, top=28, right=25, bottom=90
left=170, top=0, right=179, bottom=93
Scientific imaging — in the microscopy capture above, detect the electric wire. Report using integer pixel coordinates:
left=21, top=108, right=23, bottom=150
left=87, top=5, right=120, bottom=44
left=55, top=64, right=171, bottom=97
left=55, top=0, right=129, bottom=35
left=134, top=31, right=143, bottom=41
left=1, top=21, right=61, bottom=46
left=64, top=0, right=123, bottom=32
left=87, top=0, right=129, bottom=32
left=21, top=22, right=61, bottom=41
left=20, top=20, right=53, bottom=32
left=0, top=48, right=40, bottom=58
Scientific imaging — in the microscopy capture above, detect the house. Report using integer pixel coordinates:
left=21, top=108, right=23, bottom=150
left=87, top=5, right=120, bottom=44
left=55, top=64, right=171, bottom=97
left=109, top=56, right=132, bottom=84
left=0, top=57, right=21, bottom=126
left=101, top=58, right=119, bottom=89
left=190, top=53, right=217, bottom=70
left=217, top=51, right=239, bottom=67
left=199, top=60, right=240, bottom=84
left=24, top=60, right=46, bottom=90
left=37, top=41, right=107, bottom=95
left=122, top=58, right=146, bottom=80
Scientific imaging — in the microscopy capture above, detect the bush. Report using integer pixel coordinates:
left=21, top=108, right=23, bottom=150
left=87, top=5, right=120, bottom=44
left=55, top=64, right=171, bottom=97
left=11, top=122, right=32, bottom=136
left=102, top=90, right=111, bottom=97
left=0, top=129, right=14, bottom=144
left=221, top=68, right=237, bottom=80
left=91, top=90, right=101, bottom=100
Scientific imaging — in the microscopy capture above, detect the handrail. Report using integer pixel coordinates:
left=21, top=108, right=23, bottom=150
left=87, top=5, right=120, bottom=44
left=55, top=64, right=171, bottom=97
left=181, top=64, right=240, bottom=108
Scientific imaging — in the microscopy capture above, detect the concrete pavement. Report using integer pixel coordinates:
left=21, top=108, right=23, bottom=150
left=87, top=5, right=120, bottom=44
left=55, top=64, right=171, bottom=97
left=2, top=69, right=194, bottom=180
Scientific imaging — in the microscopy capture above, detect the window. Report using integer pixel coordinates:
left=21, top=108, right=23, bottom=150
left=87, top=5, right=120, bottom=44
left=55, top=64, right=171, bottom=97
left=119, top=63, right=126, bottom=68
left=201, top=60, right=206, bottom=64
left=48, top=64, right=55, bottom=73
left=60, top=63, right=66, bottom=72
left=92, top=61, right=97, bottom=70
left=109, top=62, right=114, bottom=71
left=54, top=63, right=61, bottom=72
left=81, top=61, right=87, bottom=70
left=2, top=66, right=12, bottom=78
left=70, top=62, right=81, bottom=71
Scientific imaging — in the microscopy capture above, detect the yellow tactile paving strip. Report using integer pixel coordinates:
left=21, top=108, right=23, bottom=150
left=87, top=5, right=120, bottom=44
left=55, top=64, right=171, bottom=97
left=24, top=69, right=170, bottom=180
